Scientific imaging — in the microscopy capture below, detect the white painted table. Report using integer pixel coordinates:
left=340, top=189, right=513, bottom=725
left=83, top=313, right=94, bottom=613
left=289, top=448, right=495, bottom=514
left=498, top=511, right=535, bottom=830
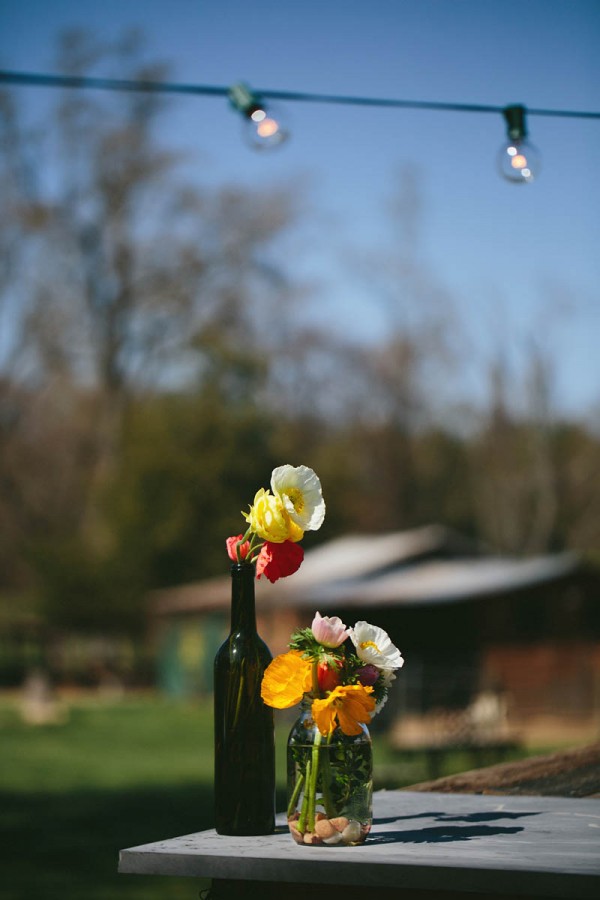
left=119, top=790, right=600, bottom=899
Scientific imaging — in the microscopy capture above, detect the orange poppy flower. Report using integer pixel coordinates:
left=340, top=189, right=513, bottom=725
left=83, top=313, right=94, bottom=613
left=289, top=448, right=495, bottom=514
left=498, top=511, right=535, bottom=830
left=261, top=650, right=312, bottom=709
left=311, top=684, right=375, bottom=736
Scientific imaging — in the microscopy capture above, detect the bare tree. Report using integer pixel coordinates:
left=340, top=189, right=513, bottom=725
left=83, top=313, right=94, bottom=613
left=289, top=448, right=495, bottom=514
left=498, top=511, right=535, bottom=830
left=0, top=30, right=304, bottom=589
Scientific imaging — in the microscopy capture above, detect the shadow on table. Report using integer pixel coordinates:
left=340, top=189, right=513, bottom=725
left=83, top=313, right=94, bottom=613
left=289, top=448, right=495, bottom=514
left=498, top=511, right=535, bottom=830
left=370, top=807, right=540, bottom=845
left=369, top=824, right=526, bottom=844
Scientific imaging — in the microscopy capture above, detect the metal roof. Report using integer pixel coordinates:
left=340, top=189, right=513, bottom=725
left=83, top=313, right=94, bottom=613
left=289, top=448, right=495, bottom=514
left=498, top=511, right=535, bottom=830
left=263, top=525, right=476, bottom=590
left=292, top=553, right=579, bottom=609
left=150, top=527, right=579, bottom=617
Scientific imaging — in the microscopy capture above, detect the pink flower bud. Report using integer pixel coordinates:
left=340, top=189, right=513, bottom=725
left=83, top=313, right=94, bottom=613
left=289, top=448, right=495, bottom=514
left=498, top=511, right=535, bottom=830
left=226, top=535, right=251, bottom=562
left=311, top=611, right=349, bottom=648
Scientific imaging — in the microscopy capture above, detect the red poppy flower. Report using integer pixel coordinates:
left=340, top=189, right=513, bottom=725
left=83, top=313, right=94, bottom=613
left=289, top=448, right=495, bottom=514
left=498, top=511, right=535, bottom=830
left=256, top=540, right=304, bottom=583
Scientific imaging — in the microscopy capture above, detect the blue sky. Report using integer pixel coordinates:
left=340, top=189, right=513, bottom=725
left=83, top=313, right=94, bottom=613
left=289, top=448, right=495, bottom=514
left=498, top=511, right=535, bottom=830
left=1, top=0, right=599, bottom=417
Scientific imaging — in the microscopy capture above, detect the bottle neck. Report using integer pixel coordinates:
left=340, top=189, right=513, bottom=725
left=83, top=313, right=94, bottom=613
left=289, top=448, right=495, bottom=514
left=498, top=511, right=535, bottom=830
left=229, top=562, right=257, bottom=633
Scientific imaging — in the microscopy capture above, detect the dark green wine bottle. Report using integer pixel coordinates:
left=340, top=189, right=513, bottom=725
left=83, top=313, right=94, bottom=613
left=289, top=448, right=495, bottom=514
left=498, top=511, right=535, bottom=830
left=214, top=562, right=275, bottom=835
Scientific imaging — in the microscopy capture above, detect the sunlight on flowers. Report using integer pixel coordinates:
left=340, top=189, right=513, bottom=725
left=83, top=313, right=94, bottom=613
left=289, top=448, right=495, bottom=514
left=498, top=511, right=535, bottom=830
left=244, top=488, right=304, bottom=543
left=271, top=465, right=326, bottom=532
left=349, top=621, right=404, bottom=670
left=261, top=650, right=313, bottom=709
left=311, top=611, right=349, bottom=648
left=228, top=464, right=325, bottom=582
left=256, top=540, right=304, bottom=582
left=312, top=684, right=375, bottom=736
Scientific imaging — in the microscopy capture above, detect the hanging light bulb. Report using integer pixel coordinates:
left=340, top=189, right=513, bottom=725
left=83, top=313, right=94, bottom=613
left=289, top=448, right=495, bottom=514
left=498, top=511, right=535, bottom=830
left=228, top=82, right=289, bottom=150
left=498, top=105, right=541, bottom=184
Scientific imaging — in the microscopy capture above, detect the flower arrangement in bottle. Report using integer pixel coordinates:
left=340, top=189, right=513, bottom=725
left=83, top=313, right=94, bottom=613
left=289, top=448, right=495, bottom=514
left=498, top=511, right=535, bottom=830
left=215, top=465, right=325, bottom=835
left=226, top=464, right=326, bottom=581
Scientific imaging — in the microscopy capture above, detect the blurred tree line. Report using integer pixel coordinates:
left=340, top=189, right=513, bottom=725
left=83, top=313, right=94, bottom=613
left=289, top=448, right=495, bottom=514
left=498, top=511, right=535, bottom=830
left=1, top=32, right=599, bottom=638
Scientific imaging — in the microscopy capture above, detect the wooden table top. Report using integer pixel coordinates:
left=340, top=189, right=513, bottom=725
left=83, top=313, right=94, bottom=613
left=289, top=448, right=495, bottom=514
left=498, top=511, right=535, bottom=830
left=119, top=789, right=600, bottom=899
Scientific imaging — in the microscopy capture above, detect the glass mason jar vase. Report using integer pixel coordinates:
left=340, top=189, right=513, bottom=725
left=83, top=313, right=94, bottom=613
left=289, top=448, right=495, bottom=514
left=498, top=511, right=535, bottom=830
left=286, top=701, right=373, bottom=846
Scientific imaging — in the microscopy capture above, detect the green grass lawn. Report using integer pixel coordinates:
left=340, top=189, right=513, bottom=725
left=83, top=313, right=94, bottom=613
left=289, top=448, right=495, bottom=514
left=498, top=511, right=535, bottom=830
left=1, top=694, right=220, bottom=900
left=0, top=693, right=532, bottom=900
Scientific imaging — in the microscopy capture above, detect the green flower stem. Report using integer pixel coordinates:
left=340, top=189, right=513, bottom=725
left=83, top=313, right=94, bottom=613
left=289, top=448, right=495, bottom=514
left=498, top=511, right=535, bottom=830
left=298, top=757, right=312, bottom=833
left=235, top=528, right=253, bottom=562
left=320, top=731, right=336, bottom=818
left=311, top=661, right=320, bottom=697
left=236, top=528, right=266, bottom=563
left=287, top=771, right=305, bottom=819
left=307, top=728, right=323, bottom=832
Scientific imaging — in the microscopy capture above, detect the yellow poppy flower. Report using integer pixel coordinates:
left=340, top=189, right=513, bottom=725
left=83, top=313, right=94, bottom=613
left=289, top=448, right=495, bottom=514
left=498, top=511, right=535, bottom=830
left=311, top=684, right=375, bottom=736
left=244, top=488, right=304, bottom=543
left=261, top=650, right=312, bottom=709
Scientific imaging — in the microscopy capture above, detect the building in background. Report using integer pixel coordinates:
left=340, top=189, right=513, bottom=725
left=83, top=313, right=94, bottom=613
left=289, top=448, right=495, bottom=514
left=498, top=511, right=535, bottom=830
left=149, top=525, right=600, bottom=745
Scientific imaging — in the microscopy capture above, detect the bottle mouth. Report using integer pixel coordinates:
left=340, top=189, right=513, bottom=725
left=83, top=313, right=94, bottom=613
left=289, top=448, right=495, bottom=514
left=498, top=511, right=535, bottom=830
left=230, top=561, right=255, bottom=573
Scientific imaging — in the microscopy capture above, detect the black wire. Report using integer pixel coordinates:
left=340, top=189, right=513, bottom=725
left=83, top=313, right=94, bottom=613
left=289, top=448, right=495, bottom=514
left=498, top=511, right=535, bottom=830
left=0, top=70, right=228, bottom=98
left=1, top=69, right=599, bottom=120
left=261, top=88, right=503, bottom=115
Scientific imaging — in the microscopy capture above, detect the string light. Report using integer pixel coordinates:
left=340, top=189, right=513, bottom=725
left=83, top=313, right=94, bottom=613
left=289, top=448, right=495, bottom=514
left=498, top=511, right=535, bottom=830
left=1, top=69, right=599, bottom=181
left=498, top=105, right=541, bottom=184
left=228, top=82, right=288, bottom=150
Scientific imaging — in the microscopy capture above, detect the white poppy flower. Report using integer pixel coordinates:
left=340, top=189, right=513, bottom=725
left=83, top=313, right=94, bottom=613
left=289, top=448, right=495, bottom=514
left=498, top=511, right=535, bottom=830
left=373, top=694, right=389, bottom=716
left=371, top=668, right=398, bottom=716
left=349, top=622, right=404, bottom=670
left=270, top=465, right=326, bottom=531
left=380, top=667, right=398, bottom=689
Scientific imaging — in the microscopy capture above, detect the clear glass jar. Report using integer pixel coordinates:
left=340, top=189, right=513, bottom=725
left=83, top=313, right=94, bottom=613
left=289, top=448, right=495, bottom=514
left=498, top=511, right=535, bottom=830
left=286, top=701, right=373, bottom=846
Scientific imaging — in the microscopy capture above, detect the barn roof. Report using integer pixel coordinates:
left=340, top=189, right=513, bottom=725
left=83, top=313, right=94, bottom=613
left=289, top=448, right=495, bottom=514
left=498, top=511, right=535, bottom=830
left=294, top=553, right=578, bottom=609
left=150, top=526, right=579, bottom=617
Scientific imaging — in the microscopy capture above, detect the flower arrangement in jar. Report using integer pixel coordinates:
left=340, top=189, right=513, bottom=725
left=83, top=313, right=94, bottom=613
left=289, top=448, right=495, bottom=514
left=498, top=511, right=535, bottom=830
left=261, top=611, right=404, bottom=846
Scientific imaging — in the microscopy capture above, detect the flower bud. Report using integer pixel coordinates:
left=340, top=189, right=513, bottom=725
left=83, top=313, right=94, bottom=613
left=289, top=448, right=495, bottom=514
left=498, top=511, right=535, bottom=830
left=311, top=611, right=349, bottom=648
left=226, top=534, right=251, bottom=561
left=317, top=660, right=342, bottom=693
left=357, top=664, right=380, bottom=686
